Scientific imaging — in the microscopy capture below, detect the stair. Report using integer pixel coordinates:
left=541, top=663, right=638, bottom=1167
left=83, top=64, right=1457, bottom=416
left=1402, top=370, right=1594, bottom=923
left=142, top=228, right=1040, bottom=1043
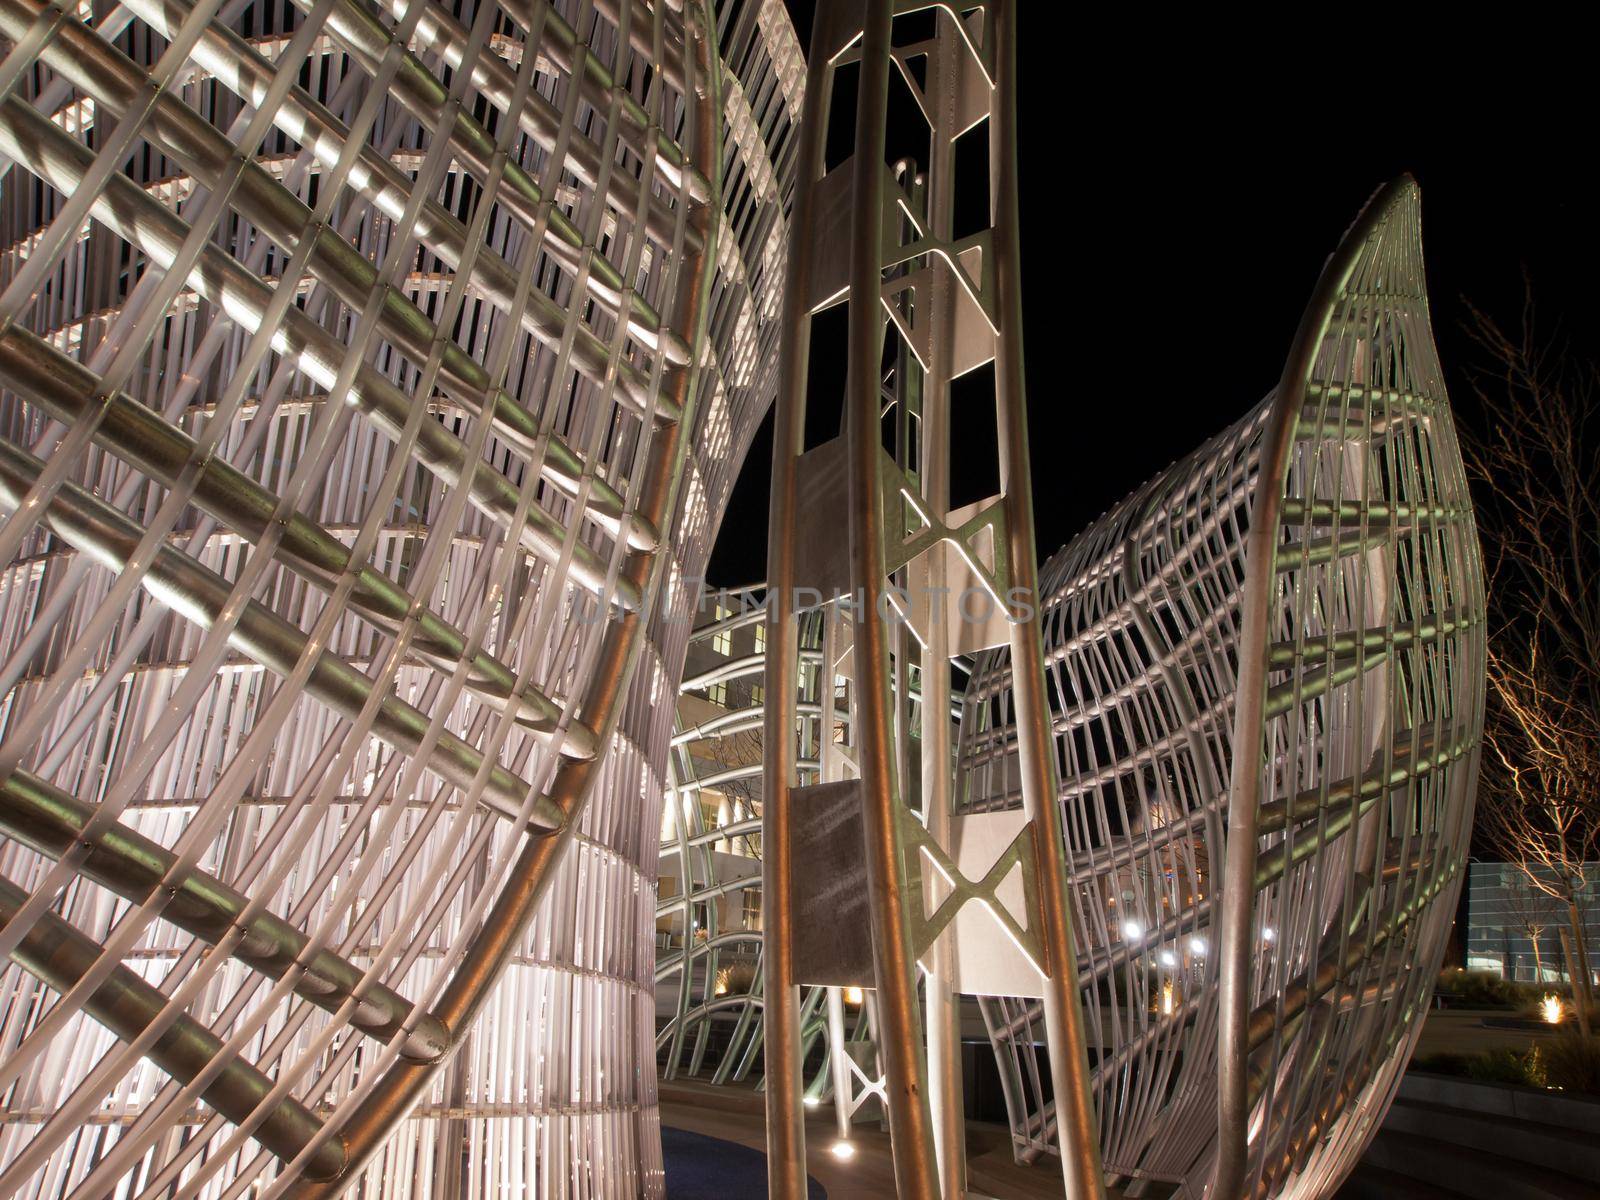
left=1337, top=1073, right=1600, bottom=1199
left=1339, top=1162, right=1459, bottom=1200
left=1381, top=1096, right=1600, bottom=1180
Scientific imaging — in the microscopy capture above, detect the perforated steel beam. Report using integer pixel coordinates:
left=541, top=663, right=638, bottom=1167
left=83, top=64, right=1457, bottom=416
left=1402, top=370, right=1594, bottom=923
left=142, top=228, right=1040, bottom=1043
left=763, top=3, right=1104, bottom=1196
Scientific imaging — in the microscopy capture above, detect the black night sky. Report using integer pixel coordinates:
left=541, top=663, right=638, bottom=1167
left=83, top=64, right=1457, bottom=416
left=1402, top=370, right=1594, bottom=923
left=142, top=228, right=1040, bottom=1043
left=706, top=10, right=1595, bottom=586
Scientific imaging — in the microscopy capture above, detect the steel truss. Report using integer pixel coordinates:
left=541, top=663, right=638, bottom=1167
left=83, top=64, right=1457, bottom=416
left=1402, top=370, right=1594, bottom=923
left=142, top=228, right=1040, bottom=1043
left=763, top=2, right=1103, bottom=1197
left=0, top=0, right=801, bottom=1196
left=960, top=178, right=1485, bottom=1198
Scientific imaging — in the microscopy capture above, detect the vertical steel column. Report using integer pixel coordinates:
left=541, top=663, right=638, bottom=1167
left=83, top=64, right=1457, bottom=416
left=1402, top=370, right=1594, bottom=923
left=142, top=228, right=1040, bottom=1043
left=919, top=10, right=966, bottom=1197
left=761, top=3, right=834, bottom=1194
left=990, top=3, right=1106, bottom=1196
left=826, top=985, right=853, bottom=1141
left=843, top=4, right=942, bottom=1196
left=818, top=604, right=859, bottom=1142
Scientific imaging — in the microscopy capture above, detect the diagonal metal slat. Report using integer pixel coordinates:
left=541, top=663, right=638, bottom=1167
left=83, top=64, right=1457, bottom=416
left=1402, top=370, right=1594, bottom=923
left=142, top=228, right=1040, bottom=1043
left=0, top=436, right=559, bottom=825
left=0, top=325, right=596, bottom=759
left=0, top=91, right=641, bottom=607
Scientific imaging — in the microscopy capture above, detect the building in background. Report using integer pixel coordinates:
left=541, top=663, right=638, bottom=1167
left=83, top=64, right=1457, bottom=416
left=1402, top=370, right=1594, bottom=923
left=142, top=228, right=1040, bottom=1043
left=1466, top=862, right=1600, bottom=982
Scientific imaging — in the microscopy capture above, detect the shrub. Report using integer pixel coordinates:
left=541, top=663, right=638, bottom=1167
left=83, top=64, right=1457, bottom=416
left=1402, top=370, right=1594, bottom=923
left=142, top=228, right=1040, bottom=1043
left=1542, top=1031, right=1600, bottom=1095
left=723, top=960, right=758, bottom=995
left=1414, top=1052, right=1474, bottom=1077
left=1464, top=1045, right=1547, bottom=1088
left=1434, top=969, right=1578, bottom=1010
left=1434, top=969, right=1519, bottom=1007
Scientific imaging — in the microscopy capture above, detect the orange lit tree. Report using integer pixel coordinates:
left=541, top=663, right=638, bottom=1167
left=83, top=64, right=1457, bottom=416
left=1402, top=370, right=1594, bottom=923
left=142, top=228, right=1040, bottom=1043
left=1463, top=294, right=1600, bottom=1030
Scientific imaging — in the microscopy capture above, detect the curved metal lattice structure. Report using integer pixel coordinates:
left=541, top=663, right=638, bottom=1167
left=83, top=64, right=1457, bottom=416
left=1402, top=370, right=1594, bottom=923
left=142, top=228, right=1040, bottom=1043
left=960, top=178, right=1485, bottom=1197
left=0, top=0, right=1488, bottom=1190
left=658, top=589, right=790, bottom=1089
left=0, top=0, right=800, bottom=1195
left=657, top=595, right=890, bottom=1142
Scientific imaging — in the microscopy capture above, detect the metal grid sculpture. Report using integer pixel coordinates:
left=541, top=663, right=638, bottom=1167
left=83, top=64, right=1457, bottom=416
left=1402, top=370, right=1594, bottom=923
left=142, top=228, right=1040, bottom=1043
left=959, top=177, right=1485, bottom=1198
left=658, top=589, right=801, bottom=1090
left=0, top=0, right=800, bottom=1196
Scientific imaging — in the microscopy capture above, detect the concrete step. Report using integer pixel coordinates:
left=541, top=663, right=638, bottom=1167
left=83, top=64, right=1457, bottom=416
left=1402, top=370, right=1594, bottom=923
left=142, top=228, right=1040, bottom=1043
left=1360, top=1128, right=1592, bottom=1200
left=1383, top=1095, right=1600, bottom=1181
left=1337, top=1161, right=1463, bottom=1200
left=1398, top=1071, right=1600, bottom=1136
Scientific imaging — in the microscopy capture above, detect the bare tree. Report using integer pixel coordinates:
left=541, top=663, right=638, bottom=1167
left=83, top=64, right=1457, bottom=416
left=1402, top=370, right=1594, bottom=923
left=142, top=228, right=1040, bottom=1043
left=1462, top=292, right=1600, bottom=1029
left=1499, top=866, right=1563, bottom=982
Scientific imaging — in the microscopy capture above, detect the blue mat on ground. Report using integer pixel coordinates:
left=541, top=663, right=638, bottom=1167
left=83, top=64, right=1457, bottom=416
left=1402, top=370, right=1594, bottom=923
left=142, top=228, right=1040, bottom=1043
left=662, top=1126, right=827, bottom=1199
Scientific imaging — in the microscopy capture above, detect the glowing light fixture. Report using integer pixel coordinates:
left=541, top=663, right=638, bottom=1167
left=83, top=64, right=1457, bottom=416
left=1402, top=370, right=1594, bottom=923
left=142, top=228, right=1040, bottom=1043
left=1541, top=994, right=1565, bottom=1025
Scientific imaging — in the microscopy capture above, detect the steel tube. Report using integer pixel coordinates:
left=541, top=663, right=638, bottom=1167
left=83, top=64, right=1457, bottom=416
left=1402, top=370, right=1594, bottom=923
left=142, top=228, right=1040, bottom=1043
left=841, top=5, right=940, bottom=1195
left=918, top=11, right=967, bottom=1195
left=989, top=4, right=1106, bottom=1196
left=759, top=0, right=834, bottom=1189
left=0, top=771, right=448, bottom=1061
left=1213, top=177, right=1415, bottom=1200
left=0, top=876, right=347, bottom=1180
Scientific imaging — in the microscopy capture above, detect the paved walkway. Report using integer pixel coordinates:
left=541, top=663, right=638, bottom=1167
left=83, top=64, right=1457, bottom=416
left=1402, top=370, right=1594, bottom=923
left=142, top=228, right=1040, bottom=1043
left=1411, top=1008, right=1570, bottom=1059
left=658, top=1010, right=1565, bottom=1198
